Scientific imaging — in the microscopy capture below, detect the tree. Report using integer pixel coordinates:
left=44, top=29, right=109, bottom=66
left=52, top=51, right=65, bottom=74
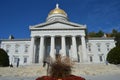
left=111, top=29, right=118, bottom=37
left=0, top=48, right=9, bottom=67
left=87, top=31, right=97, bottom=37
left=109, top=30, right=120, bottom=46
left=106, top=29, right=120, bottom=65
left=115, top=32, right=120, bottom=47
left=87, top=30, right=104, bottom=37
left=107, top=46, right=120, bottom=64
left=96, top=30, right=104, bottom=37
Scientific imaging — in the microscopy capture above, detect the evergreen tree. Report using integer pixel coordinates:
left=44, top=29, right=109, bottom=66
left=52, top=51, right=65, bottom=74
left=88, top=30, right=104, bottom=37
left=96, top=30, right=104, bottom=37
left=88, top=31, right=97, bottom=37
left=107, top=46, right=120, bottom=64
left=111, top=29, right=118, bottom=37
left=115, top=32, right=120, bottom=47
left=0, top=48, right=9, bottom=67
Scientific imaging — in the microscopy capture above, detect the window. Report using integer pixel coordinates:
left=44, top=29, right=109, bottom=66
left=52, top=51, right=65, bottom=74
left=99, top=55, right=103, bottom=62
left=6, top=44, right=11, bottom=53
left=24, top=57, right=27, bottom=63
left=6, top=44, right=11, bottom=48
left=15, top=49, right=18, bottom=53
left=6, top=49, right=9, bottom=53
left=97, top=44, right=101, bottom=52
left=14, top=57, right=19, bottom=63
left=24, top=44, right=29, bottom=53
left=15, top=44, right=20, bottom=53
left=89, top=56, right=93, bottom=62
left=88, top=45, right=91, bottom=52
left=106, top=44, right=110, bottom=51
left=87, top=43, right=92, bottom=52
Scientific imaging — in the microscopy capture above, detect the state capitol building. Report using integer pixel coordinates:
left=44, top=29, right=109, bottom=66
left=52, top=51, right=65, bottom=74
left=0, top=4, right=115, bottom=65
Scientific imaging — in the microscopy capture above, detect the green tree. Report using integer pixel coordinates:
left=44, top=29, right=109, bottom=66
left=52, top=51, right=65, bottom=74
left=88, top=30, right=104, bottom=37
left=0, top=48, right=9, bottom=67
left=88, top=31, right=97, bottom=37
left=111, top=29, right=118, bottom=37
left=115, top=32, right=120, bottom=47
left=107, top=46, right=120, bottom=64
left=96, top=30, right=104, bottom=37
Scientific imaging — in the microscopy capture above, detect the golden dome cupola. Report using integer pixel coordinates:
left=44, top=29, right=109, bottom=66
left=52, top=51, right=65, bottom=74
left=47, top=4, right=68, bottom=22
left=49, top=4, right=67, bottom=16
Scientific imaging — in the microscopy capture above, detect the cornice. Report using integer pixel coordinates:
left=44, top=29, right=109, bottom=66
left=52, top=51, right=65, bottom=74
left=0, top=39, right=31, bottom=41
left=88, top=37, right=115, bottom=40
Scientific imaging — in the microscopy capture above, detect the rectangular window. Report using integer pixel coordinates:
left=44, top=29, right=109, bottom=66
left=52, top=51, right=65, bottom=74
left=107, top=45, right=110, bottom=51
left=24, top=49, right=28, bottom=52
left=6, top=44, right=11, bottom=53
left=98, top=48, right=101, bottom=52
left=24, top=45, right=29, bottom=53
left=90, top=56, right=93, bottom=62
left=14, top=57, right=19, bottom=63
left=15, top=49, right=18, bottom=53
left=25, top=46, right=28, bottom=52
left=97, top=45, right=101, bottom=52
left=6, top=49, right=9, bottom=53
left=88, top=45, right=91, bottom=52
left=24, top=57, right=27, bottom=63
left=107, top=48, right=110, bottom=51
left=15, top=44, right=19, bottom=53
left=99, top=55, right=103, bottom=62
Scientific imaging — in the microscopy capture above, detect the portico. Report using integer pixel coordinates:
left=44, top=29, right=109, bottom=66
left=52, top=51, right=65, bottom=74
left=30, top=34, right=87, bottom=62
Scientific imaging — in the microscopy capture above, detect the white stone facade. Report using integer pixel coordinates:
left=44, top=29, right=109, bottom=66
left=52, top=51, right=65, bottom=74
left=0, top=4, right=116, bottom=65
left=87, top=38, right=115, bottom=63
left=0, top=39, right=31, bottom=65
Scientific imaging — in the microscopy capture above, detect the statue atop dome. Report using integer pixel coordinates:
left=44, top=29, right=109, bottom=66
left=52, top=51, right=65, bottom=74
left=56, top=3, right=59, bottom=9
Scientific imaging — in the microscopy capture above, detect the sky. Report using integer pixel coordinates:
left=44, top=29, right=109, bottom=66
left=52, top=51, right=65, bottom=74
left=0, top=0, right=120, bottom=39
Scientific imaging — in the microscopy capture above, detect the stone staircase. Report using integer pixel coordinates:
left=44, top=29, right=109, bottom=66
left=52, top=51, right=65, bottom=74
left=0, top=63, right=120, bottom=77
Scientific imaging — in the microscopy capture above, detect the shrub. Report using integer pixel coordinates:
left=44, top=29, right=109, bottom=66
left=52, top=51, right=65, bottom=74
left=0, top=48, right=9, bottom=67
left=107, top=46, right=120, bottom=64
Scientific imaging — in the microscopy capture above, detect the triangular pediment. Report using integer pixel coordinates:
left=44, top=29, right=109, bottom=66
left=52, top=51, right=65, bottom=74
left=30, top=21, right=86, bottom=30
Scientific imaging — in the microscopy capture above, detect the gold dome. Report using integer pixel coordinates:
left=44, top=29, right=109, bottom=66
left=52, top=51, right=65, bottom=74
left=49, top=4, right=67, bottom=16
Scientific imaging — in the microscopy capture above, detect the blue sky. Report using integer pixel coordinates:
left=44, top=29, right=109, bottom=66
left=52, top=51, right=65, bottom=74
left=0, top=0, right=120, bottom=39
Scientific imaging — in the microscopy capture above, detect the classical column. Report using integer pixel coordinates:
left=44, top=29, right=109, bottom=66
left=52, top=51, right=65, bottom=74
left=30, top=37, right=35, bottom=63
left=71, top=36, right=78, bottom=61
left=61, top=36, right=66, bottom=56
left=39, top=36, right=44, bottom=63
left=81, top=35, right=87, bottom=62
left=50, top=36, right=55, bottom=60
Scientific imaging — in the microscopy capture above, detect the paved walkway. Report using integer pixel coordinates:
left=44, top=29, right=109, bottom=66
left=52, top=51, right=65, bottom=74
left=1, top=74, right=120, bottom=80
